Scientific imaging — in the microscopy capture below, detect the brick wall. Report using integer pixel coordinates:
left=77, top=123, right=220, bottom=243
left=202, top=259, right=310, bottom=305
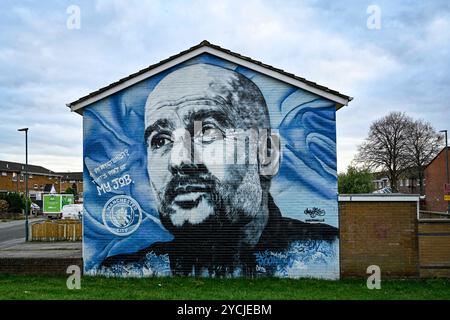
left=0, top=172, right=58, bottom=193
left=339, top=198, right=419, bottom=278
left=425, top=148, right=450, bottom=212
left=0, top=258, right=83, bottom=275
left=60, top=180, right=83, bottom=194
left=0, top=172, right=83, bottom=196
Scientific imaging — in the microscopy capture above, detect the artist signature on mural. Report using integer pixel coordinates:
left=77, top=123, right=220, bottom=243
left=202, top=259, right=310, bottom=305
left=304, top=207, right=326, bottom=219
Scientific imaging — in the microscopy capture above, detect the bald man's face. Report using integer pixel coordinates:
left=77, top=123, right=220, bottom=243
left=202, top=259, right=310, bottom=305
left=144, top=100, right=263, bottom=233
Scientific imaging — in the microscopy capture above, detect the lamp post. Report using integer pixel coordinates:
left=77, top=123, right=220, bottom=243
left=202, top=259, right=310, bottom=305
left=18, top=128, right=29, bottom=241
left=440, top=130, right=449, bottom=213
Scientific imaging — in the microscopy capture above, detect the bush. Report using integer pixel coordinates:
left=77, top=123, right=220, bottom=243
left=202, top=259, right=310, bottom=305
left=6, top=193, right=23, bottom=212
left=0, top=192, right=31, bottom=213
left=0, top=199, right=9, bottom=213
left=338, top=166, right=374, bottom=194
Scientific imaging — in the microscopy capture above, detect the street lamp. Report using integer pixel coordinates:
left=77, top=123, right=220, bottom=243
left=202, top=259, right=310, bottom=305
left=440, top=130, right=449, bottom=213
left=18, top=127, right=29, bottom=241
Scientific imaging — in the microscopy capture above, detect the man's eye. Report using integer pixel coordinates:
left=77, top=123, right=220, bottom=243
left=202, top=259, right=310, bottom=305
left=202, top=124, right=214, bottom=135
left=150, top=136, right=171, bottom=149
left=202, top=125, right=222, bottom=142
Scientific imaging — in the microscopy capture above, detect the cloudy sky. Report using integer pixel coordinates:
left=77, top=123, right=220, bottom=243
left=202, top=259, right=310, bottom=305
left=1, top=0, right=449, bottom=173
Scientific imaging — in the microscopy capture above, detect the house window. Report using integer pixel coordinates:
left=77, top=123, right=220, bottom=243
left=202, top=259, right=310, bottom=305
left=49, top=177, right=52, bottom=180
left=29, top=174, right=33, bottom=179
left=1, top=172, right=6, bottom=176
left=12, top=172, right=17, bottom=181
left=400, top=179, right=404, bottom=187
left=20, top=174, right=24, bottom=182
left=34, top=184, right=38, bottom=189
left=405, top=179, right=410, bottom=187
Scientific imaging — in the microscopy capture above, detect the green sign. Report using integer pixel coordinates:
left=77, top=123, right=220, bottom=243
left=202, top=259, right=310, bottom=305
left=43, top=194, right=61, bottom=213
left=43, top=194, right=74, bottom=213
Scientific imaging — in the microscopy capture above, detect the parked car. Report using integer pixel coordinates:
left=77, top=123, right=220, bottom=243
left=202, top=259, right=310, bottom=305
left=61, top=204, right=83, bottom=220
left=30, top=202, right=40, bottom=215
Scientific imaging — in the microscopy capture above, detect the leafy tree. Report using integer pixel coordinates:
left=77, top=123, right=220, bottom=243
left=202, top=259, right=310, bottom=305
left=338, top=166, right=374, bottom=194
left=65, top=187, right=76, bottom=196
left=65, top=187, right=78, bottom=200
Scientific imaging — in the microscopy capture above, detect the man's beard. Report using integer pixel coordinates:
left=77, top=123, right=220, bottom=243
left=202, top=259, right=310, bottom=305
left=153, top=165, right=264, bottom=238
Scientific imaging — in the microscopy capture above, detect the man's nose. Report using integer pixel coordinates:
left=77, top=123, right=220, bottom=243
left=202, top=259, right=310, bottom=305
left=170, top=132, right=191, bottom=166
left=169, top=134, right=208, bottom=176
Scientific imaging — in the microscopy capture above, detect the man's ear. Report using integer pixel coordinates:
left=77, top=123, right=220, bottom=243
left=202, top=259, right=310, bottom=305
left=258, top=130, right=280, bottom=177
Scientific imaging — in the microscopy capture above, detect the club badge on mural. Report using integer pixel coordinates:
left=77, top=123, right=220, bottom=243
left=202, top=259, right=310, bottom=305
left=102, top=195, right=142, bottom=236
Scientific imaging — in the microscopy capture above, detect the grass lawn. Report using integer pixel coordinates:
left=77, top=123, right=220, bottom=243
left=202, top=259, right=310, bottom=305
left=0, top=275, right=449, bottom=300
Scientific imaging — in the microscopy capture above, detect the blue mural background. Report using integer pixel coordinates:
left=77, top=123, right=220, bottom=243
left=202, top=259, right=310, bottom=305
left=83, top=53, right=339, bottom=279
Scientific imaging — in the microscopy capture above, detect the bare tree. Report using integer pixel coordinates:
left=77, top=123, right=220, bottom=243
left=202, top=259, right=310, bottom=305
left=355, top=112, right=411, bottom=192
left=405, top=119, right=443, bottom=195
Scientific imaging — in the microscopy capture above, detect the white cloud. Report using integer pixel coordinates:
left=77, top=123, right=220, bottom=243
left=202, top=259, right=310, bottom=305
left=0, top=0, right=449, bottom=175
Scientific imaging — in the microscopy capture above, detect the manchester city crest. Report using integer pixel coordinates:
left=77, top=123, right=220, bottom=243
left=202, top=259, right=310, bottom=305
left=102, top=195, right=142, bottom=236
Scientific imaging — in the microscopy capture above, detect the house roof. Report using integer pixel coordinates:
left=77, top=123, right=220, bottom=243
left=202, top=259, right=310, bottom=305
left=0, top=160, right=59, bottom=176
left=56, top=172, right=83, bottom=181
left=67, top=40, right=353, bottom=115
left=425, top=146, right=449, bottom=169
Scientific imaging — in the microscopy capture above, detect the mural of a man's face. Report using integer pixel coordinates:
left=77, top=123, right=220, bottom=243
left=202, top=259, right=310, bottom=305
left=144, top=64, right=279, bottom=241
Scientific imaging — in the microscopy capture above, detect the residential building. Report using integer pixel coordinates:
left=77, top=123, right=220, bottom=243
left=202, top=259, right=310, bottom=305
left=57, top=172, right=83, bottom=196
left=67, top=40, right=352, bottom=278
left=372, top=167, right=423, bottom=195
left=0, top=160, right=61, bottom=200
left=424, top=147, right=450, bottom=212
left=0, top=160, right=83, bottom=202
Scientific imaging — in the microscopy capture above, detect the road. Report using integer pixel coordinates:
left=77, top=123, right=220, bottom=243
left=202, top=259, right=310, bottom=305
left=0, top=218, right=45, bottom=244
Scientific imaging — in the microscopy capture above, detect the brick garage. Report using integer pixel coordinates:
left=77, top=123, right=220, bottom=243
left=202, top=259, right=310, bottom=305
left=339, top=194, right=419, bottom=278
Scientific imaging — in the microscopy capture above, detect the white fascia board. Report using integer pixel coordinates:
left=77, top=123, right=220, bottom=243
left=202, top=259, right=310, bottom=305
left=338, top=194, right=420, bottom=202
left=70, top=46, right=350, bottom=113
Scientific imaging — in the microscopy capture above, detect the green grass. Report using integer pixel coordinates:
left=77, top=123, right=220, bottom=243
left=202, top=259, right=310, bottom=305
left=0, top=275, right=449, bottom=300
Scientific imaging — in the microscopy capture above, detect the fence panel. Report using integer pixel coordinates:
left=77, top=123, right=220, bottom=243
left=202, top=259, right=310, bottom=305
left=418, top=220, right=450, bottom=278
left=31, top=220, right=82, bottom=241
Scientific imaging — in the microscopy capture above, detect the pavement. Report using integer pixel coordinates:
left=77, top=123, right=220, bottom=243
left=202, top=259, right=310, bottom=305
left=0, top=219, right=83, bottom=274
left=0, top=241, right=82, bottom=258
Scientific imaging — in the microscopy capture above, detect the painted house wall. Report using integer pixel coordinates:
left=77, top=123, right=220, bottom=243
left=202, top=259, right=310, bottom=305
left=82, top=53, right=340, bottom=279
